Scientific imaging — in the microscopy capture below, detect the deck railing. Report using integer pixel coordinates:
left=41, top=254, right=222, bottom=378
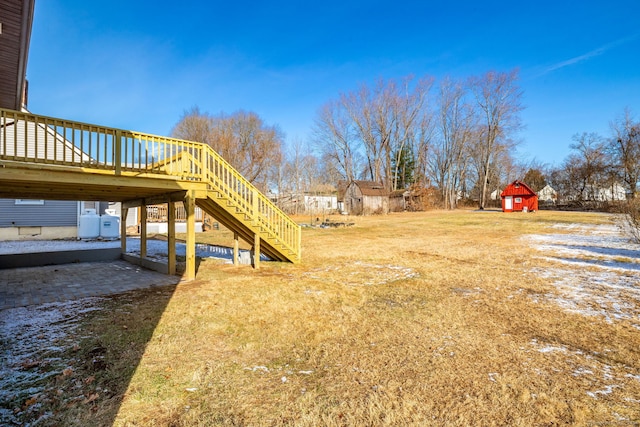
left=0, top=108, right=301, bottom=261
left=145, top=204, right=205, bottom=223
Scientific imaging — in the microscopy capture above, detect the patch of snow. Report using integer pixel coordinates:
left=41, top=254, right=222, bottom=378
left=573, top=368, right=594, bottom=376
left=537, top=345, right=568, bottom=354
left=586, top=385, right=619, bottom=398
left=625, top=373, right=640, bottom=382
left=244, top=366, right=269, bottom=373
left=526, top=223, right=640, bottom=327
left=0, top=298, right=105, bottom=425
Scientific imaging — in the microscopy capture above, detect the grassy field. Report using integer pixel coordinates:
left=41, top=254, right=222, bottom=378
left=12, top=210, right=640, bottom=425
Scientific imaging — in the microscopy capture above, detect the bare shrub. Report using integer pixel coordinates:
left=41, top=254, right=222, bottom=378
left=371, top=206, right=385, bottom=215
left=620, top=198, right=640, bottom=242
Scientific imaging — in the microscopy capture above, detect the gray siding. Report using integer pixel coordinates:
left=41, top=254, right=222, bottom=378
left=0, top=199, right=78, bottom=227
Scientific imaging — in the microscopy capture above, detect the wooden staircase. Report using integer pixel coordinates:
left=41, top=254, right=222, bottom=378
left=196, top=145, right=301, bottom=263
left=152, top=138, right=301, bottom=264
left=0, top=108, right=301, bottom=266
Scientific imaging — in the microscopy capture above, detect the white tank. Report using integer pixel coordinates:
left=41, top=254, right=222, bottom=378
left=78, top=209, right=100, bottom=239
left=100, top=213, right=120, bottom=239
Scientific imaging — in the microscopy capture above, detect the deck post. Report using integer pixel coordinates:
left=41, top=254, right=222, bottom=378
left=120, top=207, right=128, bottom=254
left=297, top=226, right=302, bottom=261
left=167, top=200, right=176, bottom=275
left=140, top=204, right=147, bottom=259
left=114, top=129, right=122, bottom=175
left=253, top=233, right=260, bottom=269
left=184, top=193, right=196, bottom=280
left=233, top=232, right=239, bottom=265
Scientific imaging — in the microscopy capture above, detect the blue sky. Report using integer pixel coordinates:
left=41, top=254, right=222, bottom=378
left=26, top=0, right=640, bottom=167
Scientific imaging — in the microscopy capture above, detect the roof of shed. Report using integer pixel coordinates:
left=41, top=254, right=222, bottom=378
left=500, top=180, right=537, bottom=198
left=351, top=180, right=389, bottom=197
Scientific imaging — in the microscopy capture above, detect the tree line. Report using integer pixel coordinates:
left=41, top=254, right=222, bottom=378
left=313, top=70, right=523, bottom=209
left=545, top=108, right=640, bottom=205
left=171, top=69, right=525, bottom=211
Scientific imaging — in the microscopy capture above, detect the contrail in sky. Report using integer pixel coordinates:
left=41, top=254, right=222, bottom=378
left=538, top=33, right=639, bottom=76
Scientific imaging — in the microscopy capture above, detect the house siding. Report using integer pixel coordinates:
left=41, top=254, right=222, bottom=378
left=0, top=118, right=87, bottom=161
left=0, top=199, right=78, bottom=227
left=302, top=195, right=338, bottom=214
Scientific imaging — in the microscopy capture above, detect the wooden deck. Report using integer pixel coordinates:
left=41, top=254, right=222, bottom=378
left=0, top=108, right=301, bottom=279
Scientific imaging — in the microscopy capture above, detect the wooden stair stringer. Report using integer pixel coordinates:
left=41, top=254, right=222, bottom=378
left=196, top=194, right=296, bottom=263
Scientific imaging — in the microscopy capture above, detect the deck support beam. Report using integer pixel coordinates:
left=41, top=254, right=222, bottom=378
left=167, top=200, right=176, bottom=275
left=253, top=233, right=260, bottom=269
left=140, top=204, right=147, bottom=259
left=120, top=207, right=128, bottom=254
left=184, top=192, right=196, bottom=280
left=233, top=232, right=239, bottom=265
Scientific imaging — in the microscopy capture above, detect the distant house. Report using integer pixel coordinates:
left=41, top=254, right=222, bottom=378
left=390, top=190, right=408, bottom=212
left=500, top=180, right=538, bottom=212
left=302, top=194, right=338, bottom=214
left=344, top=181, right=389, bottom=215
left=537, top=184, right=557, bottom=205
left=587, top=183, right=626, bottom=202
left=389, top=187, right=431, bottom=212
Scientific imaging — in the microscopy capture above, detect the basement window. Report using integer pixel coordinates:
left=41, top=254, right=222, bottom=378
left=15, top=199, right=45, bottom=205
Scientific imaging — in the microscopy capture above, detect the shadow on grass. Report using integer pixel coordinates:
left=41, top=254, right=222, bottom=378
left=0, top=262, right=179, bottom=426
left=545, top=255, right=640, bottom=272
left=562, top=244, right=640, bottom=260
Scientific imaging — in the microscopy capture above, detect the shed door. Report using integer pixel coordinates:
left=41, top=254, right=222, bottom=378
left=504, top=196, right=513, bottom=210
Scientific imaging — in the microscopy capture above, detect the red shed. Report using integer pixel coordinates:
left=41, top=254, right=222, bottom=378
left=500, top=180, right=538, bottom=212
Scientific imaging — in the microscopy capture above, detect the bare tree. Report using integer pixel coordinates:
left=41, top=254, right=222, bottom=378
left=608, top=108, right=640, bottom=198
left=568, top=132, right=610, bottom=203
left=319, top=151, right=348, bottom=187
left=314, top=75, right=434, bottom=191
left=468, top=69, right=523, bottom=209
left=390, top=76, right=434, bottom=191
left=341, top=81, right=386, bottom=184
left=414, top=108, right=435, bottom=188
left=429, top=77, right=476, bottom=209
left=171, top=106, right=213, bottom=145
left=171, top=108, right=283, bottom=190
left=313, top=100, right=359, bottom=182
left=522, top=167, right=547, bottom=192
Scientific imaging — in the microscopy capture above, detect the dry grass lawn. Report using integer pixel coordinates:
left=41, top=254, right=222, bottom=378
left=10, top=209, right=640, bottom=426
